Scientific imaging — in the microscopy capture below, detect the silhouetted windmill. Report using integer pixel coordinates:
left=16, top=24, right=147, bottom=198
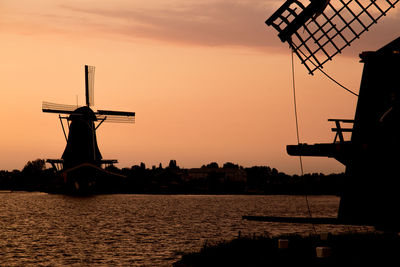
left=244, top=0, right=400, bottom=231
left=42, top=65, right=135, bottom=193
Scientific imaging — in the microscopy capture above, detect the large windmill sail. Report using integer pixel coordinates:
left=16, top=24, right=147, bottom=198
left=266, top=0, right=400, bottom=74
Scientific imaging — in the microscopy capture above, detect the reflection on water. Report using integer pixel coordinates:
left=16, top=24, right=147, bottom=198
left=0, top=193, right=372, bottom=266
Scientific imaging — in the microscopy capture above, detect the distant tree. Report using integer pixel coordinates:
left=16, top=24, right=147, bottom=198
left=121, top=167, right=131, bottom=174
left=140, top=162, right=146, bottom=169
left=168, top=160, right=178, bottom=169
left=223, top=162, right=239, bottom=169
left=271, top=168, right=279, bottom=177
left=206, top=162, right=219, bottom=169
left=22, top=159, right=46, bottom=174
left=159, top=163, right=163, bottom=169
left=131, top=165, right=141, bottom=171
left=105, top=164, right=121, bottom=173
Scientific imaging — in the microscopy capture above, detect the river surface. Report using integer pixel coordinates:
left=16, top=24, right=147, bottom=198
left=0, top=192, right=373, bottom=266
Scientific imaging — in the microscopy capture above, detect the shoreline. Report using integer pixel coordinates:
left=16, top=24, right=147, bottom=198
left=173, top=231, right=400, bottom=266
left=2, top=188, right=341, bottom=196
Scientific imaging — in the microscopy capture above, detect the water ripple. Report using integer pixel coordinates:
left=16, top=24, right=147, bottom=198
left=0, top=193, right=372, bottom=266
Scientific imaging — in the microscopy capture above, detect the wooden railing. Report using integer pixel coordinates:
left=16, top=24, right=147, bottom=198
left=328, top=119, right=354, bottom=143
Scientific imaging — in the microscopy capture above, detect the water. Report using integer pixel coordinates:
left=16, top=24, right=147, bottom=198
left=0, top=192, right=373, bottom=266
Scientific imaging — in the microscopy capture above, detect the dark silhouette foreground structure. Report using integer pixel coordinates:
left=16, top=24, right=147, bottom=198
left=286, top=38, right=400, bottom=231
left=254, top=0, right=400, bottom=232
left=42, top=65, right=135, bottom=194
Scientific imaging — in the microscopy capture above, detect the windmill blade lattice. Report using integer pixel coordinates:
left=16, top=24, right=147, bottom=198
left=95, top=115, right=135, bottom=123
left=96, top=109, right=136, bottom=123
left=42, top=101, right=81, bottom=114
left=266, top=0, right=400, bottom=74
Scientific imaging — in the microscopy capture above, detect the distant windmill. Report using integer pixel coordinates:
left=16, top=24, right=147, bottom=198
left=42, top=65, right=135, bottom=172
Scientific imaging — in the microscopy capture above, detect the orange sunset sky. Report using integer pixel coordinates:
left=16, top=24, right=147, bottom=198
left=0, top=0, right=399, bottom=174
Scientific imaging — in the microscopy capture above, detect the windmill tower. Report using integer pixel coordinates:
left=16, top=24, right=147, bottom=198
left=42, top=65, right=135, bottom=171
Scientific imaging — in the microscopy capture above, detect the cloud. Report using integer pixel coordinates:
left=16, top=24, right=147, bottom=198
left=5, top=0, right=399, bottom=55
left=59, top=0, right=283, bottom=49
left=60, top=0, right=400, bottom=53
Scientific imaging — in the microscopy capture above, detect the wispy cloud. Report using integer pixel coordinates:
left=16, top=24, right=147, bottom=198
left=4, top=0, right=399, bottom=53
left=60, top=0, right=400, bottom=53
left=59, top=1, right=281, bottom=49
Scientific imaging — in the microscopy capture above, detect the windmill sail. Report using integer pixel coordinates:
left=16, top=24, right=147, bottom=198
left=97, top=109, right=136, bottom=116
left=266, top=0, right=400, bottom=74
left=42, top=101, right=80, bottom=114
left=96, top=115, right=135, bottom=123
left=85, top=65, right=95, bottom=106
left=96, top=109, right=136, bottom=123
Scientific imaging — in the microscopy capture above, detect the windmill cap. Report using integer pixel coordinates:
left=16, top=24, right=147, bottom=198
left=69, top=106, right=97, bottom=121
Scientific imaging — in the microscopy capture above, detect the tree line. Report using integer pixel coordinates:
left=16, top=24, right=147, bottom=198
left=0, top=159, right=346, bottom=195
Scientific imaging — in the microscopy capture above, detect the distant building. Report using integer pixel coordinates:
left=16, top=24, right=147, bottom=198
left=185, top=168, right=247, bottom=183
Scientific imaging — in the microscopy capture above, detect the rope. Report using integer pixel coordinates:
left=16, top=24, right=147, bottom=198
left=296, top=49, right=359, bottom=97
left=316, top=67, right=359, bottom=97
left=291, top=51, right=317, bottom=234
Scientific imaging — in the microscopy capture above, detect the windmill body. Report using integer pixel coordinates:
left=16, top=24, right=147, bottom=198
left=287, top=37, right=400, bottom=231
left=61, top=106, right=103, bottom=169
left=42, top=65, right=135, bottom=194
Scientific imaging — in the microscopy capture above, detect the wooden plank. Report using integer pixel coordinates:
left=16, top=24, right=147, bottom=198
left=242, top=216, right=372, bottom=226
left=331, top=128, right=353, bottom=132
left=328, top=119, right=354, bottom=123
